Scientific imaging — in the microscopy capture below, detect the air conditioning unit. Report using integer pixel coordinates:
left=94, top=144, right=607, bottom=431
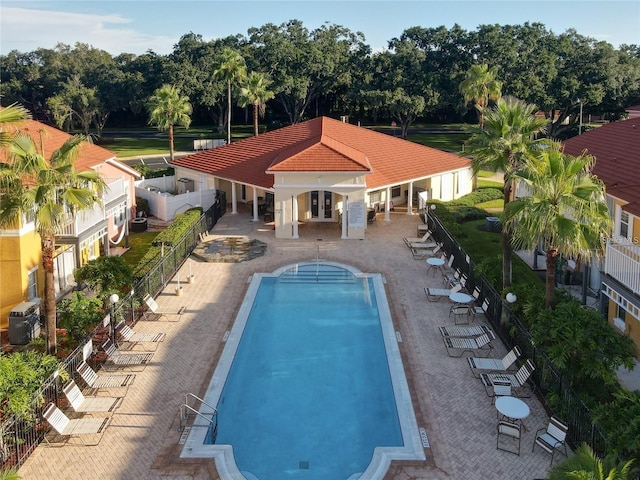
left=177, top=178, right=194, bottom=194
left=8, top=301, right=41, bottom=345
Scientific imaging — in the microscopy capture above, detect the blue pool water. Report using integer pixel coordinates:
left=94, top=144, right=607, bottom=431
left=181, top=262, right=424, bottom=480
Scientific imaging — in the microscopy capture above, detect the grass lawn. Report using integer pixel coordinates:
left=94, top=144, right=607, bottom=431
left=117, top=232, right=158, bottom=267
left=408, top=132, right=468, bottom=152
left=475, top=199, right=504, bottom=210
left=457, top=219, right=542, bottom=287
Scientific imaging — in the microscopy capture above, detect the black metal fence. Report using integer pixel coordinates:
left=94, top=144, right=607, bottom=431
left=0, top=200, right=225, bottom=470
left=426, top=209, right=609, bottom=456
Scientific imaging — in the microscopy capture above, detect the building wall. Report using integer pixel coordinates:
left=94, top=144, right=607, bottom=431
left=0, top=228, right=42, bottom=329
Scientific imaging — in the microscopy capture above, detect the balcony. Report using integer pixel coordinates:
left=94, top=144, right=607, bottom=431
left=604, top=241, right=640, bottom=296
left=56, top=179, right=127, bottom=237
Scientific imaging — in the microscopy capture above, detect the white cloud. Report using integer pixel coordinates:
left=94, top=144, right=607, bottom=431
left=0, top=7, right=176, bottom=55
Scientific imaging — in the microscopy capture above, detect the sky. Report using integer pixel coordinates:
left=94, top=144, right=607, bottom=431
left=1, top=0, right=639, bottom=56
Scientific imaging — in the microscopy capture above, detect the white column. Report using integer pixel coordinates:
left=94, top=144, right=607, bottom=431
left=231, top=182, right=237, bottom=214
left=385, top=187, right=391, bottom=222
left=407, top=182, right=413, bottom=215
left=251, top=186, right=259, bottom=222
left=292, top=195, right=299, bottom=239
left=341, top=195, right=348, bottom=239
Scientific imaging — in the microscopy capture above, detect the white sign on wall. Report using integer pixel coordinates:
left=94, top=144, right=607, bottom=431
left=348, top=201, right=365, bottom=227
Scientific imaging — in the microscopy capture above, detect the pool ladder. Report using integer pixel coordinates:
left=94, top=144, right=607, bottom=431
left=179, top=393, right=218, bottom=443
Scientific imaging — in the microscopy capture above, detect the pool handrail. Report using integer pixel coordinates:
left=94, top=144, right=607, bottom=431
left=180, top=393, right=218, bottom=442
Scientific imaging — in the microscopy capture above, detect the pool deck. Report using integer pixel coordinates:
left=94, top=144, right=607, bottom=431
left=19, top=208, right=556, bottom=479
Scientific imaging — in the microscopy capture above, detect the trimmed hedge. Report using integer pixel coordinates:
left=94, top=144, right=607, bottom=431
left=133, top=207, right=202, bottom=279
left=447, top=187, right=503, bottom=207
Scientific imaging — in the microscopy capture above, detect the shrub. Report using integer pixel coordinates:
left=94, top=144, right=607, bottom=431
left=57, top=293, right=104, bottom=342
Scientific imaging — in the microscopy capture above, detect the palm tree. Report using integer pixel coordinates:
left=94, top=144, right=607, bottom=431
left=505, top=143, right=611, bottom=308
left=238, top=72, right=275, bottom=136
left=214, top=48, right=247, bottom=144
left=0, top=131, right=106, bottom=354
left=0, top=103, right=31, bottom=147
left=465, top=96, right=549, bottom=289
left=459, top=64, right=502, bottom=128
left=548, top=443, right=634, bottom=480
left=147, top=84, right=192, bottom=161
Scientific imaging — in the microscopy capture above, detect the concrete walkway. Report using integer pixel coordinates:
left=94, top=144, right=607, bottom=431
left=19, top=209, right=556, bottom=479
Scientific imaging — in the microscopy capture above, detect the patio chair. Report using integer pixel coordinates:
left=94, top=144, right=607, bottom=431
left=472, top=298, right=490, bottom=321
left=77, top=361, right=135, bottom=389
left=424, top=283, right=462, bottom=302
left=439, top=325, right=493, bottom=338
left=479, top=359, right=536, bottom=397
left=63, top=380, right=122, bottom=413
left=497, top=420, right=521, bottom=455
left=532, top=416, right=569, bottom=465
left=101, top=339, right=154, bottom=372
left=443, top=266, right=461, bottom=287
left=442, top=331, right=495, bottom=357
left=449, top=304, right=471, bottom=324
left=492, top=380, right=513, bottom=406
left=467, top=346, right=521, bottom=378
left=367, top=209, right=376, bottom=224
left=42, top=403, right=111, bottom=446
left=116, top=320, right=165, bottom=350
left=143, top=294, right=185, bottom=322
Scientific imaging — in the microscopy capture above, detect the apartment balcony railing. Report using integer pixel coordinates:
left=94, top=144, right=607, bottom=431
left=604, top=240, right=640, bottom=296
left=56, top=178, right=127, bottom=237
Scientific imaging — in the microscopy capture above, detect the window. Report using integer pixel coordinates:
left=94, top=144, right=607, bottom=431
left=27, top=268, right=38, bottom=300
left=241, top=185, right=246, bottom=201
left=391, top=186, right=401, bottom=198
left=369, top=191, right=380, bottom=204
left=620, top=211, right=629, bottom=239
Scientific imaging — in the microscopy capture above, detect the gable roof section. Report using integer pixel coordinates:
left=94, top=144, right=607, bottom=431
left=172, top=116, right=470, bottom=190
left=0, top=118, right=116, bottom=171
left=562, top=118, right=640, bottom=216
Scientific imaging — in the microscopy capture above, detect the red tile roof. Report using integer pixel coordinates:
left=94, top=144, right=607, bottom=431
left=0, top=118, right=116, bottom=171
left=171, top=116, right=470, bottom=189
left=562, top=118, right=640, bottom=216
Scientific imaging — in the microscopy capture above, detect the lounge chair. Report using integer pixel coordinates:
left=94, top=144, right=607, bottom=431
left=116, top=320, right=165, bottom=350
left=442, top=331, right=495, bottom=357
left=479, top=359, right=536, bottom=397
left=467, top=346, right=522, bottom=378
left=101, top=339, right=154, bottom=371
left=42, top=403, right=111, bottom=446
left=439, top=325, right=493, bottom=338
left=77, top=361, right=135, bottom=389
left=403, top=230, right=435, bottom=247
left=142, top=294, right=185, bottom=321
left=411, top=243, right=442, bottom=260
left=532, top=416, right=569, bottom=465
left=424, top=283, right=462, bottom=302
left=63, top=380, right=122, bottom=413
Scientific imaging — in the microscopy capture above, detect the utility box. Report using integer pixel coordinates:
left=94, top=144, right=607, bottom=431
left=9, top=301, right=40, bottom=345
left=177, top=178, right=194, bottom=194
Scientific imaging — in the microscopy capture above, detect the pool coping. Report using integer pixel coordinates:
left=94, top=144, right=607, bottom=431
left=180, top=261, right=425, bottom=479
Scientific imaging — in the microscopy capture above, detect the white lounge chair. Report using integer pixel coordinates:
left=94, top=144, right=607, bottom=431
left=479, top=359, right=536, bottom=397
left=77, top=361, right=135, bottom=389
left=467, top=346, right=521, bottom=378
left=424, top=283, right=462, bottom=302
left=439, top=325, right=493, bottom=338
left=101, top=339, right=153, bottom=371
left=442, top=331, right=495, bottom=357
left=43, top=403, right=111, bottom=446
left=63, top=380, right=122, bottom=413
left=403, top=230, right=433, bottom=246
left=143, top=294, right=185, bottom=322
left=116, top=321, right=165, bottom=350
left=412, top=243, right=442, bottom=260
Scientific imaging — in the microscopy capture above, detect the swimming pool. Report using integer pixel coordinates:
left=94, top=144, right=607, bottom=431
left=181, top=262, right=425, bottom=479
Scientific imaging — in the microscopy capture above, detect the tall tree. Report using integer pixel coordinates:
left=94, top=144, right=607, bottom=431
left=213, top=48, right=247, bottom=143
left=238, top=71, right=275, bottom=136
left=464, top=96, right=548, bottom=289
left=459, top=63, right=502, bottom=127
left=505, top=143, right=610, bottom=308
left=0, top=131, right=105, bottom=354
left=147, top=84, right=192, bottom=161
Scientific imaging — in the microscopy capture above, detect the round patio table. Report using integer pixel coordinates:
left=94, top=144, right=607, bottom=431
left=495, top=396, right=530, bottom=425
left=426, top=257, right=445, bottom=276
left=449, top=292, right=473, bottom=304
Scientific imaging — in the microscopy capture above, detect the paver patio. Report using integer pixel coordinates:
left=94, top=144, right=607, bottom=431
left=18, top=208, right=556, bottom=479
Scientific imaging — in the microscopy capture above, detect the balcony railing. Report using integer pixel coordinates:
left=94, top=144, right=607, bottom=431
left=56, top=179, right=127, bottom=237
left=604, top=241, right=640, bottom=296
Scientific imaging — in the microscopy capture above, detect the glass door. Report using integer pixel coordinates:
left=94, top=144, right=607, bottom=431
left=310, top=191, right=333, bottom=221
